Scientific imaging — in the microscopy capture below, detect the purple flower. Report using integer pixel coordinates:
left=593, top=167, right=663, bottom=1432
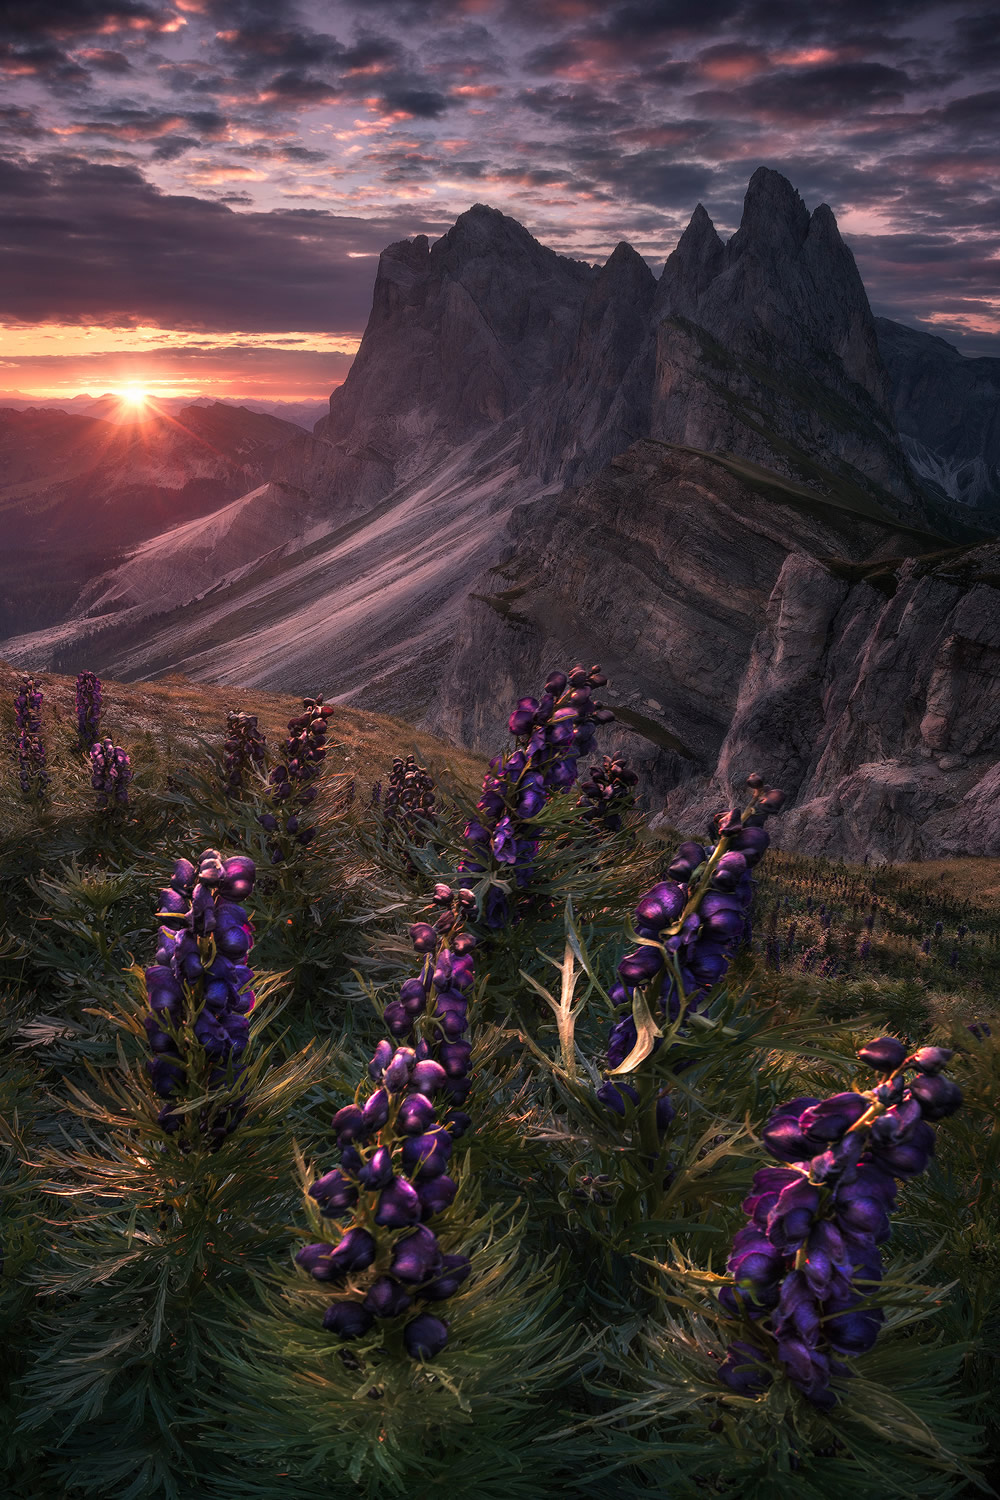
left=332, top=1104, right=365, bottom=1144
left=718, top=1341, right=773, bottom=1394
left=322, top=1301, right=374, bottom=1339
left=222, top=709, right=266, bottom=796
left=721, top=1036, right=963, bottom=1406
left=374, top=1177, right=422, bottom=1227
left=391, top=1225, right=442, bottom=1283
left=907, top=1073, right=962, bottom=1120
left=309, top=1169, right=359, bottom=1217
left=396, top=1093, right=437, bottom=1135
left=760, top=1098, right=822, bottom=1162
left=403, top=1313, right=449, bottom=1359
left=857, top=1037, right=907, bottom=1072
left=410, top=1060, right=448, bottom=1095
left=417, top=1174, right=457, bottom=1217
left=74, top=671, right=102, bottom=753
left=767, top=1181, right=820, bottom=1252
left=144, top=848, right=256, bottom=1148
left=363, top=1276, right=412, bottom=1319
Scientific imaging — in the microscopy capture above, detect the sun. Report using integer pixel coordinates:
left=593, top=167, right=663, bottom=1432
left=120, top=383, right=149, bottom=407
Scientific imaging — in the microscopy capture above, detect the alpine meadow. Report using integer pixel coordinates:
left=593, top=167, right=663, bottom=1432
left=2, top=1, right=1000, bottom=1496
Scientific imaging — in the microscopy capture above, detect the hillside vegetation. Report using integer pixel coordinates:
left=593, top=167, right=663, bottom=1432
left=0, top=663, right=997, bottom=1500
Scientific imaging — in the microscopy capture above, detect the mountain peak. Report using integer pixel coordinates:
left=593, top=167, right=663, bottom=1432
left=732, top=166, right=811, bottom=252
left=656, top=201, right=724, bottom=309
left=600, top=240, right=656, bottom=288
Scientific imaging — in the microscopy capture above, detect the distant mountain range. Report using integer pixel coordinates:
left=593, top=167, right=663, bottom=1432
left=2, top=168, right=999, bottom=860
left=0, top=400, right=306, bottom=634
left=0, top=393, right=330, bottom=430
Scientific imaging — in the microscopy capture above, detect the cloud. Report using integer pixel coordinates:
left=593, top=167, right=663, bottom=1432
left=0, top=1, right=178, bottom=41
left=0, top=153, right=447, bottom=333
left=690, top=61, right=914, bottom=122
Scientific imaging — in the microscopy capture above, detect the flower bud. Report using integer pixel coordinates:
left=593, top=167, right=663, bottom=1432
left=363, top=1276, right=412, bottom=1319
left=362, top=1088, right=389, bottom=1132
left=374, top=1177, right=421, bottom=1227
left=358, top=1146, right=394, bottom=1190
left=908, top=1073, right=962, bottom=1120
left=910, top=1046, right=953, bottom=1074
left=409, top=923, right=438, bottom=952
left=857, top=1036, right=907, bottom=1072
left=331, top=1104, right=365, bottom=1143
left=322, top=1301, right=374, bottom=1339
left=368, top=1039, right=393, bottom=1080
left=397, top=1093, right=437, bottom=1135
left=410, top=1060, right=448, bottom=1094
left=391, top=1225, right=441, bottom=1282
left=403, top=1312, right=449, bottom=1359
left=618, top=945, right=664, bottom=984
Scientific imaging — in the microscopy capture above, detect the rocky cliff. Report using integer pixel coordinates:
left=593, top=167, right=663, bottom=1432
left=651, top=172, right=943, bottom=531
left=434, top=438, right=998, bottom=861
left=660, top=539, right=1000, bottom=862
left=875, top=317, right=1000, bottom=514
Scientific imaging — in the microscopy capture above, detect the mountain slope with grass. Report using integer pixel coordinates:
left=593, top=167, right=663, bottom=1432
left=0, top=663, right=997, bottom=1499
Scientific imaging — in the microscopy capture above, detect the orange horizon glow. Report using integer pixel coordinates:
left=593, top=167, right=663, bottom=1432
left=0, top=321, right=358, bottom=403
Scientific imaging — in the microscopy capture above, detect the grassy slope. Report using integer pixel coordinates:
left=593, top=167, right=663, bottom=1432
left=0, top=661, right=488, bottom=814
left=3, top=657, right=997, bottom=1036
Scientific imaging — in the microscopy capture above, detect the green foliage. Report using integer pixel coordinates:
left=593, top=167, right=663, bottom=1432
left=0, top=678, right=996, bottom=1498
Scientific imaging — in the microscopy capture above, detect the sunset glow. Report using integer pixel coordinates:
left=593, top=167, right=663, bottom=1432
left=0, top=0, right=997, bottom=411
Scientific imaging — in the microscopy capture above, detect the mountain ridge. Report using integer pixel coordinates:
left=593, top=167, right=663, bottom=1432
left=3, top=169, right=999, bottom=859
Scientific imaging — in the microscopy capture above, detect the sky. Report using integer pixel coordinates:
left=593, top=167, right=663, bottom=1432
left=1, top=0, right=998, bottom=403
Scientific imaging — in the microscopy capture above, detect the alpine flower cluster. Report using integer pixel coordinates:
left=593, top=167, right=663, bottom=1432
left=297, top=885, right=477, bottom=1357
left=719, top=1037, right=963, bottom=1406
left=90, top=740, right=132, bottom=812
left=259, top=696, right=334, bottom=860
left=143, top=849, right=257, bottom=1146
left=602, top=775, right=785, bottom=1088
left=461, top=663, right=614, bottom=927
left=222, top=709, right=267, bottom=797
left=74, top=671, right=102, bottom=754
left=13, top=674, right=48, bottom=800
left=373, top=754, right=438, bottom=831
left=577, top=753, right=639, bottom=832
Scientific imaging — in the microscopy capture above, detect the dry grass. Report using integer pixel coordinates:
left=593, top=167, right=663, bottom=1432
left=0, top=660, right=488, bottom=811
left=892, top=857, right=1000, bottom=914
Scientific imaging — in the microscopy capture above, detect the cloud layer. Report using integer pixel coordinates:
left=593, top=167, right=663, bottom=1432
left=2, top=0, right=998, bottom=396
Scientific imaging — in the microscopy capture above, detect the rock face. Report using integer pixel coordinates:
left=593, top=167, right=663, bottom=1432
left=434, top=438, right=1000, bottom=860
left=662, top=542, right=1000, bottom=862
left=651, top=170, right=948, bottom=533
left=268, top=207, right=597, bottom=523
left=433, top=440, right=925, bottom=774
left=875, top=317, right=1000, bottom=515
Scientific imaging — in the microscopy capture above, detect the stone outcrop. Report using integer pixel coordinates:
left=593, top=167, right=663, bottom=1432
left=660, top=542, right=1000, bottom=861
left=433, top=441, right=940, bottom=802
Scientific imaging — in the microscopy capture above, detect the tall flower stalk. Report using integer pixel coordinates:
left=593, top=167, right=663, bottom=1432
left=222, top=709, right=266, bottom=797
left=144, top=848, right=256, bottom=1146
left=577, top=753, right=639, bottom=832
left=298, top=886, right=477, bottom=1356
left=74, top=671, right=102, bottom=754
left=90, top=740, right=132, bottom=813
left=603, top=774, right=785, bottom=1078
left=258, top=695, right=334, bottom=861
left=460, top=663, right=614, bottom=927
left=13, top=674, right=48, bottom=802
left=719, top=1038, right=963, bottom=1407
